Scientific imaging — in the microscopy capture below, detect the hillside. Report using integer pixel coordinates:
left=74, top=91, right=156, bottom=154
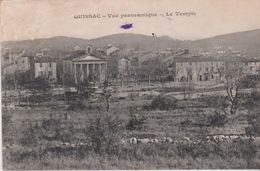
left=192, top=29, right=260, bottom=57
left=1, top=36, right=91, bottom=53
left=89, top=33, right=184, bottom=50
left=1, top=29, right=260, bottom=58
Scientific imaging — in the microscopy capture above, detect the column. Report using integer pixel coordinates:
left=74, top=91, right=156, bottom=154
left=74, top=64, right=77, bottom=84
left=99, top=63, right=102, bottom=82
left=93, top=63, right=96, bottom=82
left=80, top=64, right=83, bottom=81
left=82, top=64, right=85, bottom=82
left=105, top=62, right=107, bottom=81
left=86, top=63, right=89, bottom=78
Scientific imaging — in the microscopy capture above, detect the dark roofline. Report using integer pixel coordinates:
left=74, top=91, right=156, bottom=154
left=72, top=54, right=107, bottom=62
left=34, top=56, right=58, bottom=63
left=63, top=50, right=86, bottom=60
left=173, top=56, right=260, bottom=63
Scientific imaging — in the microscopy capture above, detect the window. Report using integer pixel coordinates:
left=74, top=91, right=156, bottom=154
left=199, top=75, right=202, bottom=81
left=212, top=75, right=214, bottom=79
left=48, top=71, right=52, bottom=77
left=49, top=63, right=52, bottom=67
left=40, top=63, right=43, bottom=67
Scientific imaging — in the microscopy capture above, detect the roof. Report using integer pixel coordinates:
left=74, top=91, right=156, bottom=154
left=138, top=51, right=159, bottom=63
left=63, top=50, right=86, bottom=60
left=106, top=46, right=119, bottom=56
left=34, top=56, right=58, bottom=63
left=173, top=56, right=260, bottom=63
left=243, top=58, right=260, bottom=63
left=174, top=56, right=221, bottom=62
left=120, top=57, right=131, bottom=61
left=72, top=55, right=106, bottom=62
left=2, top=62, right=16, bottom=69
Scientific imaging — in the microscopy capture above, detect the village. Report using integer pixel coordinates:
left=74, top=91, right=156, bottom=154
left=2, top=38, right=260, bottom=170
left=2, top=43, right=260, bottom=92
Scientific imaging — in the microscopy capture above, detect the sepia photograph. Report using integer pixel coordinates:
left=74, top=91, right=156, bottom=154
left=1, top=0, right=260, bottom=169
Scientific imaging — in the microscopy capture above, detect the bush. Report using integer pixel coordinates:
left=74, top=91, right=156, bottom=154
left=18, top=124, right=39, bottom=146
left=199, top=95, right=229, bottom=114
left=244, top=90, right=260, bottom=136
left=86, top=113, right=123, bottom=154
left=40, top=118, right=62, bottom=141
left=150, top=95, right=177, bottom=110
left=24, top=77, right=50, bottom=90
left=208, top=112, right=228, bottom=127
left=126, top=106, right=147, bottom=131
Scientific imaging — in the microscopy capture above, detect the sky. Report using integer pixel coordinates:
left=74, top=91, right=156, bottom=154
left=1, top=0, right=260, bottom=41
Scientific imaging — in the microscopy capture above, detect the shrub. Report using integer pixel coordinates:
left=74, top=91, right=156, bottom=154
left=2, top=113, right=13, bottom=144
left=244, top=90, right=260, bottom=136
left=18, top=123, right=39, bottom=146
left=40, top=118, right=63, bottom=141
left=150, top=95, right=177, bottom=110
left=126, top=107, right=147, bottom=131
left=2, top=113, right=12, bottom=135
left=199, top=95, right=229, bottom=114
left=24, top=77, right=50, bottom=90
left=208, top=112, right=228, bottom=127
left=86, top=113, right=123, bottom=154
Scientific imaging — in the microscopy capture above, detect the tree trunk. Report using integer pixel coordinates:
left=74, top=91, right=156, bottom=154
left=4, top=90, right=7, bottom=109
left=106, top=98, right=109, bottom=112
left=18, top=90, right=21, bottom=106
left=148, top=75, right=151, bottom=86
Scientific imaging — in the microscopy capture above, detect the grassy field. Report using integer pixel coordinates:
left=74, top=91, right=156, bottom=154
left=2, top=92, right=260, bottom=169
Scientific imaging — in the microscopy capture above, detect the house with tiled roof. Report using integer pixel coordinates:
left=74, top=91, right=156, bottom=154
left=34, top=56, right=58, bottom=82
left=173, top=55, right=260, bottom=83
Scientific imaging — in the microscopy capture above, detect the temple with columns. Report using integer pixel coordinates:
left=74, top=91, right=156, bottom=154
left=62, top=46, right=107, bottom=85
left=72, top=55, right=107, bottom=84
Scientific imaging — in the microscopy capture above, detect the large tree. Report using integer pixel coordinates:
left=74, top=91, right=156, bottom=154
left=223, top=61, right=245, bottom=115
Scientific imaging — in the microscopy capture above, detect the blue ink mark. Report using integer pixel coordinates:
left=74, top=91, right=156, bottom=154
left=120, top=23, right=133, bottom=29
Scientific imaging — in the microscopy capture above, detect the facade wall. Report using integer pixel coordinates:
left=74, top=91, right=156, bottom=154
left=16, top=57, right=31, bottom=71
left=2, top=64, right=17, bottom=75
left=35, top=62, right=57, bottom=81
left=118, top=58, right=131, bottom=76
left=73, top=61, right=107, bottom=84
left=244, top=61, right=260, bottom=74
left=176, top=61, right=225, bottom=82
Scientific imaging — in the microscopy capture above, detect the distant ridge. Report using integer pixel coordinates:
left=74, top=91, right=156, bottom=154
left=1, top=29, right=260, bottom=58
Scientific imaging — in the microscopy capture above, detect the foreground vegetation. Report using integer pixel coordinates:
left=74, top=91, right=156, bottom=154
left=2, top=89, right=260, bottom=169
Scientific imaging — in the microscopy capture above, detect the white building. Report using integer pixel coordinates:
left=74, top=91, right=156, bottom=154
left=244, top=59, right=260, bottom=75
left=174, top=56, right=225, bottom=82
left=63, top=53, right=107, bottom=85
left=34, top=56, right=57, bottom=82
left=118, top=57, right=131, bottom=77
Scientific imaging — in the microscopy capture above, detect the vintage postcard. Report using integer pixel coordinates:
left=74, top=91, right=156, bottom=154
left=1, top=0, right=260, bottom=169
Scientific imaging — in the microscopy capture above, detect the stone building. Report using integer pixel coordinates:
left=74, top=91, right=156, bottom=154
left=34, top=56, right=58, bottom=83
left=62, top=48, right=107, bottom=85
left=118, top=57, right=131, bottom=77
left=174, top=56, right=260, bottom=83
left=174, top=56, right=225, bottom=82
